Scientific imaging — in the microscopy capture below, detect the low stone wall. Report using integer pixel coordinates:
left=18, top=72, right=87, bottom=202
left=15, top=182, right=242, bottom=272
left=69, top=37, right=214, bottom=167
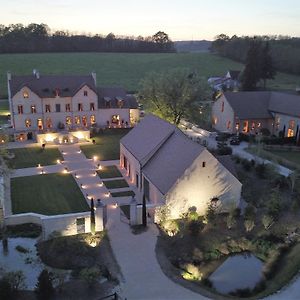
left=4, top=206, right=105, bottom=240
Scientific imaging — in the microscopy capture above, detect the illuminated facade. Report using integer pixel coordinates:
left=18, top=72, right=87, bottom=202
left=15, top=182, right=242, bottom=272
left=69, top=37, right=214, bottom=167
left=120, top=115, right=242, bottom=221
left=7, top=71, right=139, bottom=141
left=212, top=91, right=300, bottom=139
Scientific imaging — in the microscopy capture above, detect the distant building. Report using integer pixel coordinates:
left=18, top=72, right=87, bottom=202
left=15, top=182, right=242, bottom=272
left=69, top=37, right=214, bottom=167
left=208, top=70, right=241, bottom=91
left=120, top=114, right=242, bottom=221
left=212, top=91, right=300, bottom=140
left=7, top=70, right=139, bottom=141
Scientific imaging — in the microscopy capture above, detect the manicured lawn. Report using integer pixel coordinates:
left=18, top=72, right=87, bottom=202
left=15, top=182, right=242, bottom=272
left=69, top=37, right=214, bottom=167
left=97, top=165, right=122, bottom=179
left=103, top=179, right=129, bottom=189
left=0, top=52, right=298, bottom=97
left=80, top=128, right=130, bottom=161
left=9, top=146, right=63, bottom=169
left=120, top=205, right=130, bottom=219
left=11, top=173, right=89, bottom=215
left=266, top=150, right=300, bottom=165
left=110, top=191, right=135, bottom=197
left=0, top=100, right=9, bottom=125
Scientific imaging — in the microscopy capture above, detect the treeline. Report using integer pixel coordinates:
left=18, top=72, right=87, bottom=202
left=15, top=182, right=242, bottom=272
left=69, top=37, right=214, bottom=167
left=211, top=34, right=300, bottom=75
left=0, top=23, right=175, bottom=53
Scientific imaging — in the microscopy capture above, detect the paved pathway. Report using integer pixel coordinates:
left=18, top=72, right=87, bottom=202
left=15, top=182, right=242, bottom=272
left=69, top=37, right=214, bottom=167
left=183, top=129, right=292, bottom=177
left=106, top=205, right=208, bottom=300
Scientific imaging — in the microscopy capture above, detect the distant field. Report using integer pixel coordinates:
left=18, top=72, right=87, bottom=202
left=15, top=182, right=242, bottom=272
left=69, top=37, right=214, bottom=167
left=0, top=52, right=299, bottom=97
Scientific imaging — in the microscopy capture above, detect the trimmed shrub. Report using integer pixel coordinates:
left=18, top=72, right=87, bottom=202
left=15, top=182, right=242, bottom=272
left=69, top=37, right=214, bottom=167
left=35, top=270, right=54, bottom=300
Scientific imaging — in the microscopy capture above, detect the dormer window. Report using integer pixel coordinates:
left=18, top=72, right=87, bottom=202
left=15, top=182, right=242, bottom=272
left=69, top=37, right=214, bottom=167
left=23, top=90, right=29, bottom=99
left=104, top=97, right=111, bottom=108
left=84, top=90, right=88, bottom=96
left=55, top=88, right=60, bottom=97
left=116, top=96, right=124, bottom=108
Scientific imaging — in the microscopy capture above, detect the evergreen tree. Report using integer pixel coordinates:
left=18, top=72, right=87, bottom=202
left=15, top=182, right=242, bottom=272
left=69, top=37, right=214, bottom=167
left=35, top=270, right=54, bottom=300
left=241, top=40, right=263, bottom=91
left=90, top=198, right=96, bottom=235
left=261, top=42, right=276, bottom=88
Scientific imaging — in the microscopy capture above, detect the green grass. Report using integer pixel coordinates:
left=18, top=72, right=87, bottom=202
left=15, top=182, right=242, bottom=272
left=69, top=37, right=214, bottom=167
left=11, top=173, right=89, bottom=215
left=0, top=52, right=298, bottom=97
left=80, top=128, right=130, bottom=160
left=9, top=146, right=63, bottom=169
left=120, top=205, right=130, bottom=219
left=103, top=179, right=129, bottom=189
left=110, top=191, right=135, bottom=197
left=0, top=100, right=9, bottom=125
left=266, top=150, right=300, bottom=165
left=97, top=165, right=122, bottom=179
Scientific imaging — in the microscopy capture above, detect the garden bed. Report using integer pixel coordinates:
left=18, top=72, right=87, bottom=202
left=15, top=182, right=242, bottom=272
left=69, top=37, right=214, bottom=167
left=97, top=165, right=122, bottom=179
left=103, top=179, right=129, bottom=189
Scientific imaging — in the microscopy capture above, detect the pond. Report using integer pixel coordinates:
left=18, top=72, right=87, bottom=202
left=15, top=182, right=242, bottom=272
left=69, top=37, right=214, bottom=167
left=209, top=252, right=264, bottom=294
left=0, top=237, right=70, bottom=290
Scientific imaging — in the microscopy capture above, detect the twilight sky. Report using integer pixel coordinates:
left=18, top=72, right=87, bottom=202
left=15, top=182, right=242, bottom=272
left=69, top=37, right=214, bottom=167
left=0, top=0, right=299, bottom=40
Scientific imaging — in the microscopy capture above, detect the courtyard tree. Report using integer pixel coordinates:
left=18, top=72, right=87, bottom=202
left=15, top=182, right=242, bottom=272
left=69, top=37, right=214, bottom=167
left=140, top=69, right=209, bottom=125
left=35, top=269, right=54, bottom=300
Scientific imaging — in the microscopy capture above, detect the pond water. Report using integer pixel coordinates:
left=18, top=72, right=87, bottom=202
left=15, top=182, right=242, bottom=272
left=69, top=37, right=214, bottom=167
left=209, top=252, right=264, bottom=294
left=0, top=237, right=69, bottom=290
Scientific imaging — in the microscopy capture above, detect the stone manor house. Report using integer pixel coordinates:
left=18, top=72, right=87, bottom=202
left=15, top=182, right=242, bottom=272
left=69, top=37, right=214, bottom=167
left=7, top=70, right=139, bottom=141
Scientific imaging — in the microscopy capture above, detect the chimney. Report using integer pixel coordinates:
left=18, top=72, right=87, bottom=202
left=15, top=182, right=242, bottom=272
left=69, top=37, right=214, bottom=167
left=33, top=69, right=37, bottom=76
left=36, top=71, right=40, bottom=79
left=91, top=71, right=96, bottom=85
left=7, top=71, right=11, bottom=81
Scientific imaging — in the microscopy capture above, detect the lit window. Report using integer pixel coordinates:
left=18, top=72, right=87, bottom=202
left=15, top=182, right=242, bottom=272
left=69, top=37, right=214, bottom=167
left=78, top=103, right=83, bottom=111
left=243, top=121, right=249, bottom=133
left=18, top=105, right=23, bottom=114
left=25, top=119, right=31, bottom=127
left=23, top=90, right=29, bottom=99
left=37, top=119, right=43, bottom=130
left=75, top=116, right=80, bottom=124
left=66, top=116, right=72, bottom=125
left=257, top=122, right=261, bottom=128
left=251, top=121, right=255, bottom=130
left=84, top=90, right=88, bottom=96
left=235, top=122, right=240, bottom=131
left=90, top=115, right=96, bottom=124
left=82, top=116, right=87, bottom=127
left=46, top=117, right=52, bottom=129
left=31, top=105, right=36, bottom=114
left=45, top=104, right=51, bottom=113
left=112, top=115, right=120, bottom=124
left=90, top=103, right=95, bottom=111
left=65, top=104, right=71, bottom=112
left=221, top=101, right=224, bottom=112
left=288, top=120, right=295, bottom=137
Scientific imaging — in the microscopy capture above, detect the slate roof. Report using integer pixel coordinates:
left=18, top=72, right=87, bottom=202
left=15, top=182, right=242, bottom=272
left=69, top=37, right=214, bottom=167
left=97, top=87, right=138, bottom=109
left=120, top=114, right=175, bottom=166
left=10, top=74, right=97, bottom=98
left=143, top=129, right=205, bottom=194
left=224, top=91, right=300, bottom=119
left=268, top=92, right=300, bottom=117
left=216, top=155, right=238, bottom=179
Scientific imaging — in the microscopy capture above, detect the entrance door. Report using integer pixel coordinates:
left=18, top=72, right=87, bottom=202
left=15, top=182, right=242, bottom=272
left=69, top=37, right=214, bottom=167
left=27, top=132, right=33, bottom=140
